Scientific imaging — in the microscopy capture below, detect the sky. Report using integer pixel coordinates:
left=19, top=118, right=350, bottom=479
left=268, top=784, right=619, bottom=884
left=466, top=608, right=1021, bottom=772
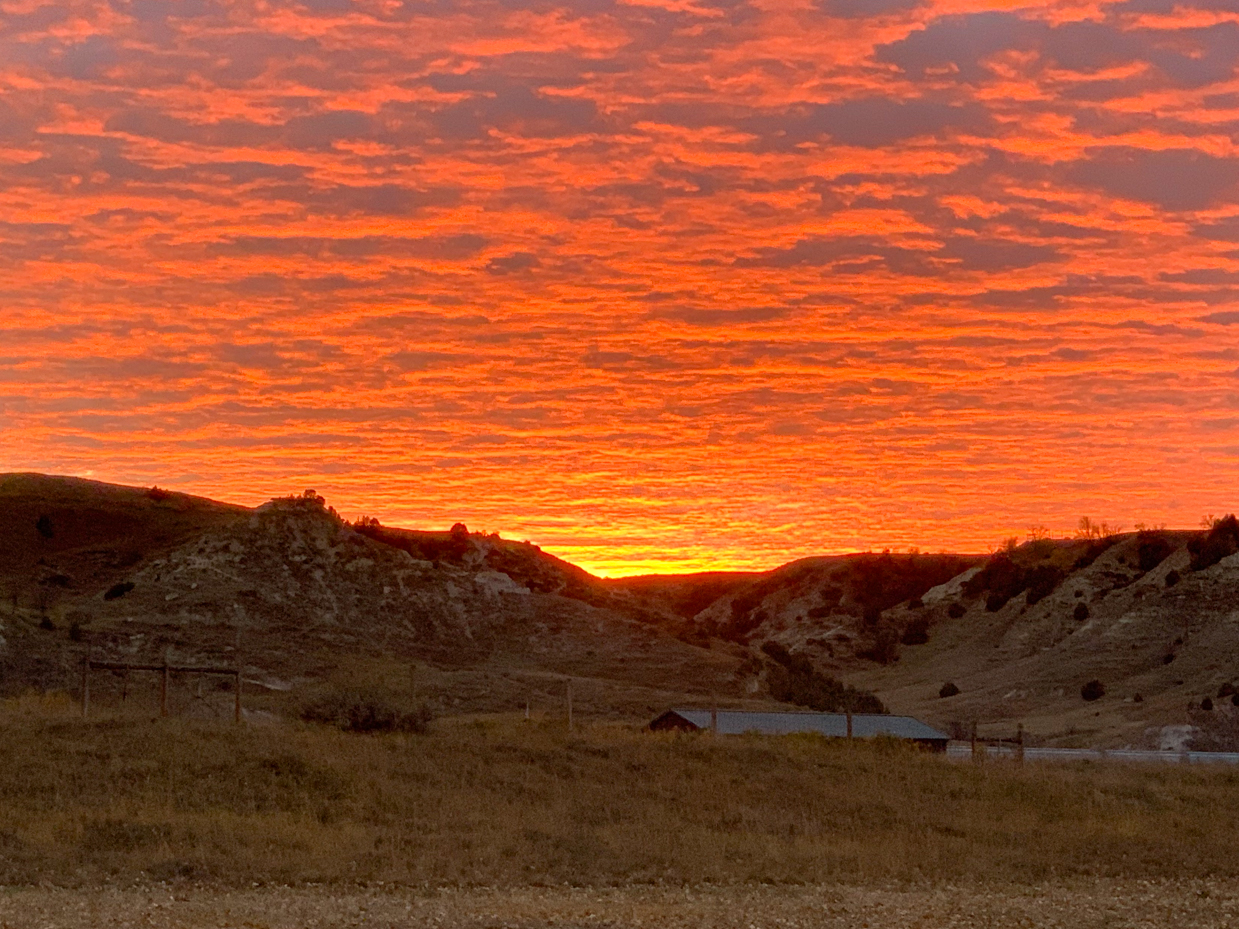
left=1, top=0, right=1238, bottom=575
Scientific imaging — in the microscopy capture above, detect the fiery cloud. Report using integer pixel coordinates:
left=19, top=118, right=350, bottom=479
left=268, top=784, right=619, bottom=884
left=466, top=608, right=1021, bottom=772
left=1, top=0, right=1237, bottom=574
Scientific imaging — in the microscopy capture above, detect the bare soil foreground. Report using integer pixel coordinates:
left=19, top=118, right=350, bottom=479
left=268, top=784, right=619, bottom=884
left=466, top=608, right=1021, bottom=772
left=3, top=882, right=1239, bottom=929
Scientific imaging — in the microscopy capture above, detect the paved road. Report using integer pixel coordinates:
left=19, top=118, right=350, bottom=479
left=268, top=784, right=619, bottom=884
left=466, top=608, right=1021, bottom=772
left=946, top=741, right=1239, bottom=764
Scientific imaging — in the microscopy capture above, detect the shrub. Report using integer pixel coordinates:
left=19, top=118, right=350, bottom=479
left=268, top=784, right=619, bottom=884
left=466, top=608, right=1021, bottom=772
left=1025, top=564, right=1066, bottom=605
left=901, top=615, right=930, bottom=646
left=1233, top=693, right=1239, bottom=708
left=763, top=646, right=886, bottom=714
left=1073, top=603, right=1090, bottom=622
left=984, top=592, right=1009, bottom=612
left=145, top=486, right=172, bottom=502
left=1133, top=693, right=1143, bottom=703
left=1163, top=652, right=1176, bottom=665
left=1137, top=532, right=1174, bottom=572
left=37, top=617, right=54, bottom=631
left=1219, top=682, right=1235, bottom=698
left=939, top=682, right=960, bottom=699
left=300, top=688, right=433, bottom=734
left=860, top=623, right=901, bottom=664
left=1188, top=514, right=1239, bottom=571
left=103, top=582, right=134, bottom=601
left=1081, top=680, right=1105, bottom=702
left=1202, top=697, right=1214, bottom=712
left=35, top=515, right=53, bottom=540
left=947, top=602, right=966, bottom=619
left=1165, top=569, right=1181, bottom=588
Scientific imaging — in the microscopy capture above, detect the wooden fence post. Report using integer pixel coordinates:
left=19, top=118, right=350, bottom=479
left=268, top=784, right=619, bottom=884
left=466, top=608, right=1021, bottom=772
left=234, top=669, right=242, bottom=724
left=81, top=654, right=90, bottom=720
left=160, top=654, right=169, bottom=718
left=567, top=680, right=573, bottom=733
left=1016, top=723, right=1025, bottom=764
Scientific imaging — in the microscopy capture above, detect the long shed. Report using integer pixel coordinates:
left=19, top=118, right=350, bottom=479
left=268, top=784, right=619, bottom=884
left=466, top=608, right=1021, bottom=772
left=648, top=709, right=949, bottom=751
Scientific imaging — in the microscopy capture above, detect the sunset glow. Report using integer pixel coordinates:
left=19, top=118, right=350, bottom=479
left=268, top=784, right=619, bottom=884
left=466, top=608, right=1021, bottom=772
left=2, top=0, right=1238, bottom=575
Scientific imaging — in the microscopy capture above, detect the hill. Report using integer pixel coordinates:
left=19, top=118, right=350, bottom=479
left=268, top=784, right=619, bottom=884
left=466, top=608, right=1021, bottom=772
left=3, top=473, right=1239, bottom=748
left=0, top=476, right=750, bottom=718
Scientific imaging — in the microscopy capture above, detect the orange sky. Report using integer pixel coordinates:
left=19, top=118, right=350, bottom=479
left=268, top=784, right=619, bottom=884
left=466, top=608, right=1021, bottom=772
left=1, top=0, right=1238, bottom=575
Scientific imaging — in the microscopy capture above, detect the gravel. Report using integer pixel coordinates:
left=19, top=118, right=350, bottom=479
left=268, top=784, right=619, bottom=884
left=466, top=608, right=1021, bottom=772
left=2, top=880, right=1238, bottom=928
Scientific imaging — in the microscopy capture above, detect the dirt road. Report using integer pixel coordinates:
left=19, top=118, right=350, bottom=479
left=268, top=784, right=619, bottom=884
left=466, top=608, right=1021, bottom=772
left=2, top=881, right=1237, bottom=928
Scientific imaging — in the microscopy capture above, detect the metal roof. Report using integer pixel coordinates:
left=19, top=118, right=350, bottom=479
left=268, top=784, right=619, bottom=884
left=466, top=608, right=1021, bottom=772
left=662, top=709, right=948, bottom=741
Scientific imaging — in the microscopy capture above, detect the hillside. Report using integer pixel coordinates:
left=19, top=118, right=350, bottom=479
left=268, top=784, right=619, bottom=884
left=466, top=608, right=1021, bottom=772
left=0, top=476, right=750, bottom=718
left=848, top=527, right=1239, bottom=749
left=3, top=473, right=1239, bottom=748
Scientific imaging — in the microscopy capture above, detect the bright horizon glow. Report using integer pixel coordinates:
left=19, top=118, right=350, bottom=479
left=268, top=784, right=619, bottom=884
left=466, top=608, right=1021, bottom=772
left=1, top=0, right=1237, bottom=577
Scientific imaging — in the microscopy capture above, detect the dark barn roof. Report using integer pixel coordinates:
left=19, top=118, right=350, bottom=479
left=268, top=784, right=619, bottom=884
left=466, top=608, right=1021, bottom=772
left=649, top=709, right=948, bottom=746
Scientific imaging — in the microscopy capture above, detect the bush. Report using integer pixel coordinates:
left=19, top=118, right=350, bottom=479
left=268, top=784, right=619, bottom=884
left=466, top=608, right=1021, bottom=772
left=1081, top=680, right=1106, bottom=702
left=947, top=602, right=966, bottom=619
left=1188, top=515, right=1239, bottom=571
left=901, top=615, right=929, bottom=646
left=1163, top=652, right=1176, bottom=665
left=1025, top=564, right=1066, bottom=605
left=1073, top=603, right=1089, bottom=622
left=763, top=645, right=886, bottom=714
left=1165, top=569, right=1181, bottom=588
left=1219, top=682, right=1235, bottom=698
left=35, top=515, right=53, bottom=540
left=1136, top=532, right=1174, bottom=572
left=300, top=688, right=433, bottom=734
left=103, top=582, right=134, bottom=601
left=939, top=682, right=960, bottom=699
left=1202, top=697, right=1215, bottom=712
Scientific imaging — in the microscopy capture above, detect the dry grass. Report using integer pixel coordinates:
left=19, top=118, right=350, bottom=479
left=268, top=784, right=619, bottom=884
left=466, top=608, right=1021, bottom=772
left=3, top=693, right=1239, bottom=887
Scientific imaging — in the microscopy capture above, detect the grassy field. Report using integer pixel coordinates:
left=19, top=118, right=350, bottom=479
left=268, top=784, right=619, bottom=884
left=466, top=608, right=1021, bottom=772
left=3, top=693, right=1239, bottom=888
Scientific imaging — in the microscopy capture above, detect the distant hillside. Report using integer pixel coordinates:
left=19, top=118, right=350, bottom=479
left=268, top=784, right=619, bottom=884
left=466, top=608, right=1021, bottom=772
left=0, top=476, right=750, bottom=717
left=849, top=526, right=1239, bottom=749
left=2, top=473, right=1237, bottom=748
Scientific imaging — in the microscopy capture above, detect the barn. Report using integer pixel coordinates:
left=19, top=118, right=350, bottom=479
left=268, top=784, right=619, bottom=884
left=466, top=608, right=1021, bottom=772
left=648, top=708, right=949, bottom=752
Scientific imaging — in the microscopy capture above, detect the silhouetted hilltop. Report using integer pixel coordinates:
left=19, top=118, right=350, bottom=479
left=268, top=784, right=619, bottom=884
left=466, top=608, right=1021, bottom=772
left=2, top=473, right=1238, bottom=747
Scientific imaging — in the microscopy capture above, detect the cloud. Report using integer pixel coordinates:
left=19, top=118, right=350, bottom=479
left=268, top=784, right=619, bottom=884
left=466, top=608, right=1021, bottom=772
left=1, top=0, right=1237, bottom=571
left=1069, top=148, right=1239, bottom=211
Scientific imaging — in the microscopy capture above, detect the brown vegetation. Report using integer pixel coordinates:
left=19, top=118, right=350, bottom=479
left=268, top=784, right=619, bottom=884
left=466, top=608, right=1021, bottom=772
left=3, top=696, right=1239, bottom=887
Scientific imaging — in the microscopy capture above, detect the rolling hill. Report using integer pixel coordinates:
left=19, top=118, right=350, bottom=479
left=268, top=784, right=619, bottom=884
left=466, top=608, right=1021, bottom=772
left=2, top=473, right=1238, bottom=748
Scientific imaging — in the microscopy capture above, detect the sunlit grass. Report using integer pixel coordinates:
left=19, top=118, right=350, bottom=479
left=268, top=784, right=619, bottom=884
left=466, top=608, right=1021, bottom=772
left=1, top=695, right=1238, bottom=886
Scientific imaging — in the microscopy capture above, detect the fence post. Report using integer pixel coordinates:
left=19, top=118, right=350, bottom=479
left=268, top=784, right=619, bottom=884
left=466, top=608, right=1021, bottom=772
left=160, top=653, right=169, bottom=718
left=567, top=680, right=573, bottom=733
left=971, top=721, right=980, bottom=763
left=81, top=653, right=90, bottom=720
left=234, top=669, right=242, bottom=724
left=1016, top=723, right=1025, bottom=764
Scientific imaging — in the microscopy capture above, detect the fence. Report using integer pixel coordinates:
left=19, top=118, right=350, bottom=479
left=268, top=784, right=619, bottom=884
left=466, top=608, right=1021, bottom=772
left=945, top=742, right=1239, bottom=765
left=81, top=656, right=243, bottom=723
